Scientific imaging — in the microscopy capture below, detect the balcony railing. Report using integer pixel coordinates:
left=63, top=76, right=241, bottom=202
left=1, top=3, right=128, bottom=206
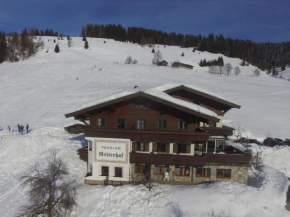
left=85, top=128, right=210, bottom=142
left=130, top=152, right=251, bottom=166
left=204, top=126, right=234, bottom=136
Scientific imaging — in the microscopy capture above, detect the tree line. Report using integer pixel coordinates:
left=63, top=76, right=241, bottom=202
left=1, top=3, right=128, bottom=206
left=81, top=23, right=290, bottom=73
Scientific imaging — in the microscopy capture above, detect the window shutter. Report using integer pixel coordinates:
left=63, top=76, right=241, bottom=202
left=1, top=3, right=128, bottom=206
left=132, top=142, right=137, bottom=151
left=173, top=144, right=178, bottom=153
left=145, top=142, right=149, bottom=151
left=153, top=143, right=157, bottom=152
left=186, top=144, right=191, bottom=153
left=166, top=143, right=170, bottom=153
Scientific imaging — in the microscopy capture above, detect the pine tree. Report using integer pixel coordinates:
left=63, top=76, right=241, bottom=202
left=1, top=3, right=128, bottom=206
left=181, top=52, right=184, bottom=56
left=0, top=32, right=7, bottom=63
left=54, top=44, right=60, bottom=53
left=281, top=62, right=286, bottom=71
left=199, top=59, right=203, bottom=67
left=151, top=48, right=155, bottom=53
left=84, top=41, right=89, bottom=49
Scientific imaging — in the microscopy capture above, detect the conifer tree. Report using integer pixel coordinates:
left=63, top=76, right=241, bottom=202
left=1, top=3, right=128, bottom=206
left=54, top=44, right=60, bottom=53
left=151, top=48, right=155, bottom=53
left=84, top=40, right=89, bottom=49
left=0, top=32, right=7, bottom=63
left=281, top=62, right=286, bottom=71
left=181, top=52, right=184, bottom=56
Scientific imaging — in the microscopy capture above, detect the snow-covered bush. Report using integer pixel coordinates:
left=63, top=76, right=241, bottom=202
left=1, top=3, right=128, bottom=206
left=125, top=56, right=138, bottom=64
left=254, top=68, right=260, bottom=76
left=234, top=66, right=241, bottom=76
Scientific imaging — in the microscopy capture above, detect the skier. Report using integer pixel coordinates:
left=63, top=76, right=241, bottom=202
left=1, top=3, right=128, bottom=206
left=26, top=124, right=29, bottom=133
left=8, top=126, right=11, bottom=132
left=20, top=125, right=24, bottom=135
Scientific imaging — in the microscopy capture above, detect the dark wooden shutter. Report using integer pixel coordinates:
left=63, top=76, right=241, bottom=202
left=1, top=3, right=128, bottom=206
left=132, top=142, right=137, bottom=151
left=173, top=144, right=178, bottom=153
left=145, top=142, right=149, bottom=151
left=186, top=144, right=191, bottom=153
left=166, top=143, right=170, bottom=153
left=153, top=143, right=157, bottom=152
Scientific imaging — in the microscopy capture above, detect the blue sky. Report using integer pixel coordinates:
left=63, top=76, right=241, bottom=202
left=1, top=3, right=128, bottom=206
left=1, top=0, right=290, bottom=42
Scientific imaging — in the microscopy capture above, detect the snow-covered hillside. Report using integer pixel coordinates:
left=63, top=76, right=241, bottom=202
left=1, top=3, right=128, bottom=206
left=0, top=37, right=289, bottom=217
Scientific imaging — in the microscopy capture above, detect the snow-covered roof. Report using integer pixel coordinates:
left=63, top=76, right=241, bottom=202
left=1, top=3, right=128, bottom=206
left=151, top=83, right=240, bottom=108
left=66, top=86, right=219, bottom=121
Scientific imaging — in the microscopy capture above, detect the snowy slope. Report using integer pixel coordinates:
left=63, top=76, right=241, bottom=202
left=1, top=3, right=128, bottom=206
left=0, top=37, right=289, bottom=217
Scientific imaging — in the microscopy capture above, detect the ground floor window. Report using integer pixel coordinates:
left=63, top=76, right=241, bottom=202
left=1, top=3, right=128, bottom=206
left=101, top=166, right=109, bottom=176
left=135, top=164, right=145, bottom=174
left=155, top=165, right=168, bottom=175
left=115, top=167, right=123, bottom=177
left=216, top=169, right=231, bottom=178
left=175, top=166, right=190, bottom=176
left=196, top=168, right=211, bottom=177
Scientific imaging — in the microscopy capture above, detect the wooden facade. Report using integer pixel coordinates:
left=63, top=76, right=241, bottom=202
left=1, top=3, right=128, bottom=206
left=171, top=62, right=194, bottom=70
left=64, top=123, right=85, bottom=134
left=65, top=83, right=248, bottom=185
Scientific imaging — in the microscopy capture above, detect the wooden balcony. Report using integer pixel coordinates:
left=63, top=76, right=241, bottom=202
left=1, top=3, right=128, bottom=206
left=204, top=126, right=234, bottom=136
left=130, top=152, right=206, bottom=166
left=130, top=152, right=251, bottom=166
left=85, top=128, right=210, bottom=142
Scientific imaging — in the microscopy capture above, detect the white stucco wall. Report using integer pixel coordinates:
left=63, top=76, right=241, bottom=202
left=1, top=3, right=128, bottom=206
left=85, top=137, right=131, bottom=182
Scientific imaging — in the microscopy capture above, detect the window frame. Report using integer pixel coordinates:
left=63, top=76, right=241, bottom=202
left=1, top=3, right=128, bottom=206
left=157, top=119, right=167, bottom=130
left=116, top=117, right=126, bottom=129
left=101, top=166, right=109, bottom=176
left=135, top=164, right=145, bottom=174
left=96, top=117, right=106, bottom=128
left=175, top=166, right=190, bottom=177
left=88, top=141, right=92, bottom=151
left=114, top=167, right=123, bottom=177
left=177, top=119, right=187, bottom=130
left=196, top=168, right=211, bottom=178
left=216, top=169, right=231, bottom=179
left=154, top=165, right=169, bottom=175
left=136, top=119, right=147, bottom=130
left=137, top=142, right=146, bottom=151
left=157, top=143, right=167, bottom=152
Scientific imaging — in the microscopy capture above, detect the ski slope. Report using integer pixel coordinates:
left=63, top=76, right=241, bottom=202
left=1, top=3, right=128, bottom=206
left=0, top=37, right=289, bottom=217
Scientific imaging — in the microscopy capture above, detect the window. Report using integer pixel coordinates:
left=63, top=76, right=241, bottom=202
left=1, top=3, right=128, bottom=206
left=195, top=143, right=204, bottom=152
left=157, top=119, right=167, bottom=130
left=115, top=167, right=123, bottom=177
left=116, top=118, right=126, bottom=129
left=135, top=164, right=145, bottom=174
left=101, top=166, right=109, bottom=176
left=88, top=141, right=92, bottom=151
left=178, top=144, right=188, bottom=153
left=155, top=166, right=168, bottom=175
left=207, top=140, right=215, bottom=154
left=196, top=168, right=211, bottom=177
left=216, top=140, right=224, bottom=153
left=216, top=169, right=231, bottom=178
left=97, top=117, right=106, bottom=128
left=137, top=142, right=145, bottom=151
left=157, top=143, right=167, bottom=152
left=175, top=166, right=190, bottom=176
left=208, top=121, right=216, bottom=127
left=136, top=119, right=146, bottom=130
left=178, top=120, right=187, bottom=130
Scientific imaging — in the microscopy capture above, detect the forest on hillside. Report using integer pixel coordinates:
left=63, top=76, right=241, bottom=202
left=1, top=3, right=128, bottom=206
left=82, top=23, right=290, bottom=73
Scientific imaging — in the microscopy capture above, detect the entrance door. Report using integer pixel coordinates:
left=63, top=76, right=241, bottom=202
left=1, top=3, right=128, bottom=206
left=144, top=164, right=151, bottom=182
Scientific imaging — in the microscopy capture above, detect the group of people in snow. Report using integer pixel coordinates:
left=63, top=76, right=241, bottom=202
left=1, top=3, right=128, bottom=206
left=7, top=124, right=30, bottom=135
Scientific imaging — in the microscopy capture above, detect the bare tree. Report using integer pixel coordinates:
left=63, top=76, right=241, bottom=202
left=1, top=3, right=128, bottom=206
left=223, top=63, right=233, bottom=76
left=234, top=66, right=241, bottom=76
left=17, top=150, right=78, bottom=217
left=254, top=68, right=260, bottom=76
left=152, top=50, right=163, bottom=65
left=125, top=56, right=138, bottom=64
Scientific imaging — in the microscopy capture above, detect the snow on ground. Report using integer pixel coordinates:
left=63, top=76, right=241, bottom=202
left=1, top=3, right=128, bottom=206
left=0, top=37, right=289, bottom=216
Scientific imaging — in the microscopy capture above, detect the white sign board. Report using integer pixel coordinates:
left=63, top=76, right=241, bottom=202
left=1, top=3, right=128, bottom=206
left=94, top=139, right=129, bottom=164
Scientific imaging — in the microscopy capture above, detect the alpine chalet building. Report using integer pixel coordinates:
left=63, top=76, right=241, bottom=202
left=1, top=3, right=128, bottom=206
left=65, top=83, right=250, bottom=185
